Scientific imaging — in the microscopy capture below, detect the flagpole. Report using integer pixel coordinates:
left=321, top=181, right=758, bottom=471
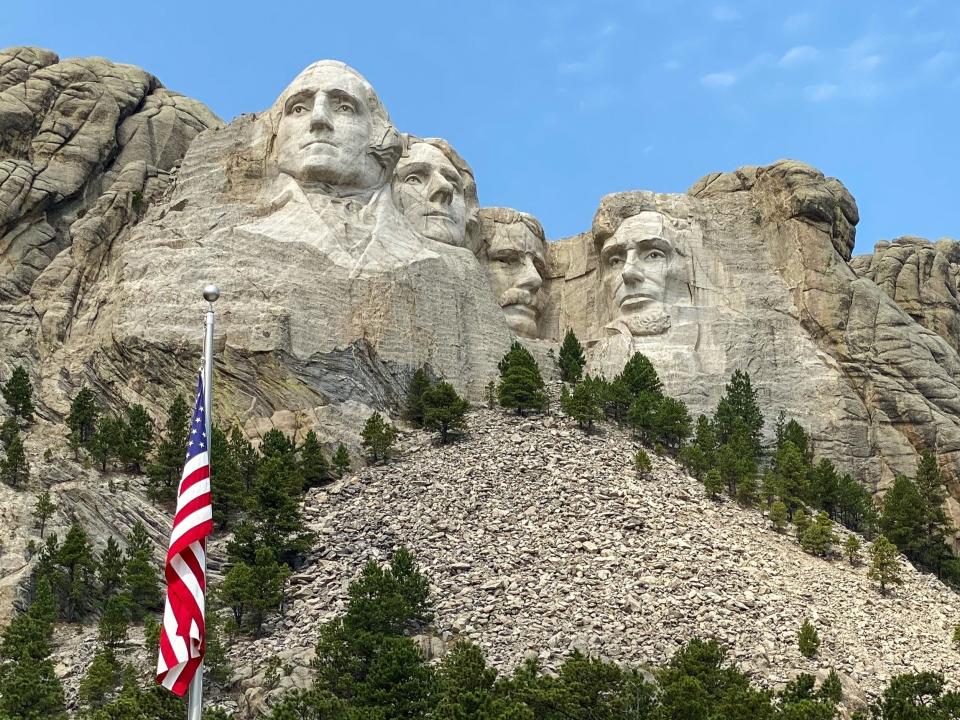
left=190, top=284, right=219, bottom=720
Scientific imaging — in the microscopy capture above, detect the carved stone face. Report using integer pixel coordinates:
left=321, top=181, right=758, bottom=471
left=483, top=221, right=546, bottom=338
left=599, top=211, right=676, bottom=336
left=393, top=142, right=468, bottom=246
left=275, top=63, right=383, bottom=191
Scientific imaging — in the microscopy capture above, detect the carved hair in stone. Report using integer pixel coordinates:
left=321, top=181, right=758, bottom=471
left=392, top=136, right=479, bottom=249
left=592, top=200, right=693, bottom=338
left=475, top=207, right=547, bottom=338
left=269, top=60, right=401, bottom=197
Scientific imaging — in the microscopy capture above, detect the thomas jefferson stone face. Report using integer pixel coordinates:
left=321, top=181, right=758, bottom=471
left=275, top=63, right=384, bottom=192
left=599, top=211, right=676, bottom=336
left=483, top=219, right=546, bottom=338
left=393, top=142, right=468, bottom=246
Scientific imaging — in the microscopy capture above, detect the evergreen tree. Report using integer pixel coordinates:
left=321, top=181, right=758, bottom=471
left=497, top=349, right=547, bottom=415
left=558, top=329, right=586, bottom=383
left=2, top=365, right=34, bottom=420
left=485, top=379, right=497, bottom=409
left=89, top=413, right=125, bottom=472
left=773, top=440, right=808, bottom=514
left=844, top=535, right=862, bottom=565
left=98, top=536, right=124, bottom=600
left=146, top=394, right=188, bottom=500
left=599, top=376, right=633, bottom=424
left=211, top=425, right=245, bottom=528
left=913, top=449, right=955, bottom=579
left=793, top=509, right=811, bottom=543
left=247, top=456, right=312, bottom=565
left=97, top=593, right=130, bottom=648
left=247, top=547, right=291, bottom=637
left=1, top=423, right=28, bottom=487
left=299, top=429, right=331, bottom=487
left=713, top=370, right=764, bottom=458
left=360, top=411, right=397, bottom=463
left=497, top=341, right=539, bottom=376
left=818, top=670, right=843, bottom=703
left=797, top=619, right=820, bottom=658
left=79, top=647, right=120, bottom=710
left=704, top=468, right=724, bottom=500
left=561, top=377, right=603, bottom=432
left=652, top=395, right=692, bottom=451
left=123, top=521, right=161, bottom=620
left=837, top=472, right=877, bottom=535
left=715, top=423, right=757, bottom=499
left=404, top=366, right=432, bottom=427
left=808, top=458, right=840, bottom=519
left=332, top=443, right=350, bottom=477
left=422, top=381, right=470, bottom=443
left=868, top=535, right=903, bottom=594
left=0, top=415, right=17, bottom=447
left=634, top=448, right=652, bottom=476
left=801, top=512, right=835, bottom=557
left=221, top=561, right=255, bottom=627
left=879, top=475, right=926, bottom=565
left=260, top=428, right=295, bottom=459
left=51, top=522, right=99, bottom=621
left=870, top=672, right=960, bottom=720
left=230, top=425, right=259, bottom=493
left=66, top=385, right=100, bottom=453
left=769, top=501, right=789, bottom=532
left=777, top=417, right=810, bottom=458
left=627, top=390, right=660, bottom=444
left=120, top=404, right=153, bottom=473
left=33, top=489, right=55, bottom=537
left=617, top=352, right=663, bottom=398
left=679, top=414, right=716, bottom=479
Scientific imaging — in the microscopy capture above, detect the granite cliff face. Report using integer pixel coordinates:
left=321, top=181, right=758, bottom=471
left=2, top=48, right=960, bottom=503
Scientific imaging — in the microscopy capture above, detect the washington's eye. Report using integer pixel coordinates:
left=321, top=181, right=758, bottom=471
left=404, top=174, right=423, bottom=186
left=607, top=255, right=624, bottom=267
left=291, top=104, right=308, bottom=115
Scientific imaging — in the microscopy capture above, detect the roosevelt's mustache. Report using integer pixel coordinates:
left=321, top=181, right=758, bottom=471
left=499, top=287, right=540, bottom=310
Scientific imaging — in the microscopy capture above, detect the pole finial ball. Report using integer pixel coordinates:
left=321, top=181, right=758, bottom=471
left=202, top=285, right=221, bottom=303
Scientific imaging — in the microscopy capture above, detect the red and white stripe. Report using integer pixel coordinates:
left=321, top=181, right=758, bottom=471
left=156, top=446, right=213, bottom=695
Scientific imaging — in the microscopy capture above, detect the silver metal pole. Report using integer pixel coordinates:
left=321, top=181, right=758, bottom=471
left=189, top=284, right=219, bottom=720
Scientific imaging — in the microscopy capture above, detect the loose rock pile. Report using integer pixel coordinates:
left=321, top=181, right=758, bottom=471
left=227, top=403, right=960, bottom=710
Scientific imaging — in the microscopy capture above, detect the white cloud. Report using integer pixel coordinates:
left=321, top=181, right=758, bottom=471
left=783, top=12, right=813, bottom=33
left=804, top=83, right=839, bottom=102
left=701, top=72, right=738, bottom=88
left=923, top=50, right=956, bottom=73
left=712, top=5, right=740, bottom=22
left=779, top=45, right=820, bottom=68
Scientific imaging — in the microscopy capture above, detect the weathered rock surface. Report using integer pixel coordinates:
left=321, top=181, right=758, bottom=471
left=215, top=403, right=960, bottom=714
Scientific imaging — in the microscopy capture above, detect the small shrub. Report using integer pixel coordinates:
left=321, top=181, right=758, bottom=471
left=844, top=535, right=862, bottom=565
left=769, top=501, right=788, bottom=533
left=797, top=619, right=820, bottom=659
left=634, top=449, right=652, bottom=476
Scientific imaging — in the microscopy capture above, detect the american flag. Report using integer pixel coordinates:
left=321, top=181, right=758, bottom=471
left=157, top=373, right=213, bottom=696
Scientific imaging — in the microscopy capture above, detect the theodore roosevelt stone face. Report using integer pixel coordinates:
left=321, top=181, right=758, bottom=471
left=275, top=62, right=387, bottom=193
left=477, top=209, right=547, bottom=338
left=598, top=211, right=677, bottom=336
left=392, top=139, right=477, bottom=248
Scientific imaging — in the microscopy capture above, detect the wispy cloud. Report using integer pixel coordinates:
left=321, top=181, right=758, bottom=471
left=701, top=72, right=738, bottom=88
left=779, top=45, right=820, bottom=68
left=922, top=50, right=956, bottom=73
left=783, top=12, right=813, bottom=33
left=712, top=5, right=741, bottom=22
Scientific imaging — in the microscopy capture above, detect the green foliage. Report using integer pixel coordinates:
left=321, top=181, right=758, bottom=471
left=713, top=370, right=764, bottom=459
left=98, top=536, right=124, bottom=600
left=230, top=425, right=260, bottom=493
left=634, top=448, right=652, bottom=476
left=123, top=521, right=161, bottom=620
left=793, top=509, right=811, bottom=542
left=299, top=429, right=332, bottom=488
left=704, top=468, right=724, bottom=500
left=243, top=452, right=313, bottom=565
left=89, top=413, right=125, bottom=472
left=98, top=593, right=130, bottom=648
left=844, top=535, right=862, bottom=565
left=772, top=441, right=808, bottom=514
left=2, top=365, right=34, bottom=420
left=211, top=425, right=244, bottom=528
left=679, top=414, right=716, bottom=479
left=618, top=352, right=663, bottom=398
left=797, top=619, right=820, bottom=659
left=120, top=404, right=153, bottom=472
left=361, top=412, right=397, bottom=463
left=246, top=547, right=290, bottom=636
left=145, top=394, right=188, bottom=501
left=260, top=428, right=295, bottom=459
left=1, top=423, right=28, bottom=487
left=332, top=443, right=351, bottom=477
left=868, top=535, right=903, bottom=594
left=800, top=512, right=835, bottom=557
left=485, top=379, right=497, bottom=409
left=558, top=329, right=586, bottom=382
left=497, top=354, right=547, bottom=415
left=405, top=366, right=432, bottom=427
left=561, top=377, right=604, bottom=432
left=85, top=665, right=185, bottom=720
left=869, top=672, right=960, bottom=720
left=67, top=385, right=100, bottom=452
left=79, top=647, right=121, bottom=709
left=819, top=670, right=844, bottom=703
left=33, top=490, right=55, bottom=538
left=38, top=522, right=99, bottom=621
left=0, top=416, right=17, bottom=447
left=422, top=381, right=470, bottom=443
left=769, top=501, right=789, bottom=532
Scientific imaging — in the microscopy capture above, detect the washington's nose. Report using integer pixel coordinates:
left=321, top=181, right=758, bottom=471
left=517, top=256, right=542, bottom=292
left=310, top=102, right=334, bottom=132
left=427, top=173, right=454, bottom=206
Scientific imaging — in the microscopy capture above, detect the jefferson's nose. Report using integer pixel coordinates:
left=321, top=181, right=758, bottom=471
left=517, top=256, right=542, bottom=292
left=310, top=101, right=334, bottom=131
left=427, top=172, right=454, bottom=206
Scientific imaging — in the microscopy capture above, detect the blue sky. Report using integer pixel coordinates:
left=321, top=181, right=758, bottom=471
left=4, top=1, right=958, bottom=255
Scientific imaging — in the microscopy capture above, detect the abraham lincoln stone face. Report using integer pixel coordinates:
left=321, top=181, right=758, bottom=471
left=598, top=211, right=677, bottom=336
left=274, top=61, right=389, bottom=193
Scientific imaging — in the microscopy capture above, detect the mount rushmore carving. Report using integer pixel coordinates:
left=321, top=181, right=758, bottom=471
left=2, top=48, right=960, bottom=517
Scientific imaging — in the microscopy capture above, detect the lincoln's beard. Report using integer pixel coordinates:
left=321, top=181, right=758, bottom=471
left=606, top=305, right=672, bottom=337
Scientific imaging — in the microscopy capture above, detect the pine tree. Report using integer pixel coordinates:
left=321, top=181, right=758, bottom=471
left=793, top=509, right=811, bottom=542
left=332, top=444, right=350, bottom=477
left=53, top=522, right=99, bottom=621
left=124, top=521, right=160, bottom=620
left=678, top=414, right=716, bottom=479
left=247, top=456, right=313, bottom=565
left=2, top=365, right=34, bottom=420
left=558, top=329, right=586, bottom=383
left=422, top=381, right=470, bottom=443
left=299, top=429, right=331, bottom=487
left=652, top=396, right=692, bottom=451
left=818, top=669, right=843, bottom=703
left=844, top=535, right=862, bottom=565
left=98, top=593, right=130, bottom=648
left=98, top=536, right=124, bottom=600
left=120, top=404, right=153, bottom=473
left=89, top=413, right=125, bottom=472
left=404, top=367, right=432, bottom=427
left=617, top=352, right=663, bottom=398
left=769, top=501, right=788, bottom=532
left=146, top=394, right=188, bottom=500
left=561, top=377, right=603, bottom=432
left=627, top=390, right=660, bottom=444
left=773, top=440, right=808, bottom=514
left=78, top=647, right=120, bottom=709
left=797, top=619, right=820, bottom=659
left=497, top=344, right=547, bottom=415
left=634, top=448, right=652, bottom=476
left=221, top=560, right=255, bottom=627
left=211, top=426, right=244, bottom=528
left=360, top=411, right=397, bottom=462
left=33, top=490, right=55, bottom=537
left=713, top=370, right=764, bottom=458
left=704, top=468, right=724, bottom=500
left=485, top=379, right=496, bottom=409
left=808, top=458, right=840, bottom=519
left=260, top=428, right=295, bottom=459
left=801, top=512, right=835, bottom=557
left=230, top=425, right=259, bottom=493
left=0, top=415, right=18, bottom=447
left=868, top=535, right=903, bottom=594
left=66, top=385, right=100, bottom=453
left=246, top=547, right=290, bottom=637
left=913, top=449, right=954, bottom=579
left=879, top=475, right=926, bottom=563
left=1, top=423, right=29, bottom=487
